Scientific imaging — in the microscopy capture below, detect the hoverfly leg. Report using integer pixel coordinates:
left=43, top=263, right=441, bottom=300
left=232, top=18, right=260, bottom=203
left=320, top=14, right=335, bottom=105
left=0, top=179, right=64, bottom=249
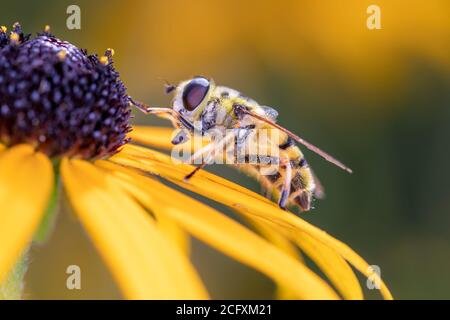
left=183, top=142, right=215, bottom=181
left=278, top=158, right=292, bottom=209
left=262, top=186, right=272, bottom=200
left=128, top=98, right=155, bottom=114
left=184, top=130, right=237, bottom=181
left=128, top=98, right=196, bottom=131
left=184, top=148, right=218, bottom=181
left=172, top=129, right=190, bottom=145
left=187, top=143, right=213, bottom=165
left=183, top=143, right=219, bottom=181
left=278, top=189, right=289, bottom=210
left=183, top=163, right=207, bottom=182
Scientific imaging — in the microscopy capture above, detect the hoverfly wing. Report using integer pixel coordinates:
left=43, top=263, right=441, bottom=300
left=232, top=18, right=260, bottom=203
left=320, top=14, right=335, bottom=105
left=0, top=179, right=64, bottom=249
left=260, top=106, right=279, bottom=121
left=311, top=169, right=326, bottom=199
left=240, top=108, right=353, bottom=174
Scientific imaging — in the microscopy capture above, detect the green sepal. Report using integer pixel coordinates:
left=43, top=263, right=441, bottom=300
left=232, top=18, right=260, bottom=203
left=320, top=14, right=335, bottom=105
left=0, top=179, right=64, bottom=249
left=33, top=160, right=61, bottom=244
left=0, top=251, right=28, bottom=300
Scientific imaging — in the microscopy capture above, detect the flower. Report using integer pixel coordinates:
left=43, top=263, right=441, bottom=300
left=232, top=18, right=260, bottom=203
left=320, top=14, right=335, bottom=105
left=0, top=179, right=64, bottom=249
left=0, top=24, right=392, bottom=300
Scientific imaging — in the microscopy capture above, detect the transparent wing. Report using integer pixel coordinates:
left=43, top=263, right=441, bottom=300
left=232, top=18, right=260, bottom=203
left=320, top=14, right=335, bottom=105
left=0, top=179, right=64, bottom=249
left=311, top=169, right=326, bottom=199
left=260, top=106, right=279, bottom=121
left=240, top=108, right=353, bottom=174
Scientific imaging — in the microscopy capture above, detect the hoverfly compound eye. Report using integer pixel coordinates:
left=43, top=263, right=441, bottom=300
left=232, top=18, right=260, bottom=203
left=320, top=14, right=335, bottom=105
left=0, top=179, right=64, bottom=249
left=182, top=77, right=210, bottom=111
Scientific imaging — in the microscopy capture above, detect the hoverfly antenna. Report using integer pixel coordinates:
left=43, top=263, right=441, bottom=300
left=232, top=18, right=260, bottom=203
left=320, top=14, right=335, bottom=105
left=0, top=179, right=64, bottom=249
left=164, top=82, right=176, bottom=94
left=156, top=77, right=176, bottom=94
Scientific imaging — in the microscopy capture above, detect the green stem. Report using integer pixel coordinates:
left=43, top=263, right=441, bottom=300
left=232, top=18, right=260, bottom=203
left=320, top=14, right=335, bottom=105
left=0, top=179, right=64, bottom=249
left=0, top=251, right=28, bottom=300
left=34, top=160, right=61, bottom=244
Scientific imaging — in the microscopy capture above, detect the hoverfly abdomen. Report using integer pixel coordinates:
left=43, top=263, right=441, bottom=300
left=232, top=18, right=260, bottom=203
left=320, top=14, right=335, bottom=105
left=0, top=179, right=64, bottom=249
left=279, top=136, right=295, bottom=150
left=294, top=190, right=312, bottom=211
left=242, top=128, right=316, bottom=211
left=266, top=171, right=282, bottom=183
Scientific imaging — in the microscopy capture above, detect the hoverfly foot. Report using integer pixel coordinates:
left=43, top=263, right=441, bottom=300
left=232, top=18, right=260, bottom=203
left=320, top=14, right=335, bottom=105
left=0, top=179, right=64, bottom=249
left=183, top=163, right=206, bottom=182
left=278, top=189, right=289, bottom=210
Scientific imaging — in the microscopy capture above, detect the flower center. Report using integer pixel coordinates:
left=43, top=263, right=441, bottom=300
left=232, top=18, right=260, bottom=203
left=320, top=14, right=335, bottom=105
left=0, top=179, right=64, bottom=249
left=0, top=23, right=131, bottom=159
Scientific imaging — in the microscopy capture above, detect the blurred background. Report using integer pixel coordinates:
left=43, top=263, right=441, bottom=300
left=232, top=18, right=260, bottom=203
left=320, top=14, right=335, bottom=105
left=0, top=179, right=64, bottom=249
left=1, top=0, right=449, bottom=299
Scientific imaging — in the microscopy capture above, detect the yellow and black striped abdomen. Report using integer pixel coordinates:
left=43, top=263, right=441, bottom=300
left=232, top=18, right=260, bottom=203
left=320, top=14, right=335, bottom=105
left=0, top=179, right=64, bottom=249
left=237, top=130, right=316, bottom=211
left=272, top=135, right=315, bottom=211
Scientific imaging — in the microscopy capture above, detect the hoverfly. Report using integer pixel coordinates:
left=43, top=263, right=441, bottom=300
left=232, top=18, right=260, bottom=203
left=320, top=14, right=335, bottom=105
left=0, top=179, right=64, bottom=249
left=132, top=76, right=352, bottom=211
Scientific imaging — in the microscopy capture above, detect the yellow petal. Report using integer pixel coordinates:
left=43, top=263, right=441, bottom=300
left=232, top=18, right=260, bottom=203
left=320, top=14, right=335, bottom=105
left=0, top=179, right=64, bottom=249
left=250, top=216, right=362, bottom=299
left=60, top=158, right=207, bottom=299
left=0, top=144, right=5, bottom=153
left=244, top=217, right=304, bottom=299
left=294, top=232, right=363, bottom=299
left=102, top=144, right=190, bottom=254
left=154, top=205, right=191, bottom=256
left=97, top=160, right=339, bottom=300
left=0, top=145, right=53, bottom=283
left=130, top=126, right=209, bottom=153
left=241, top=208, right=362, bottom=299
left=246, top=216, right=301, bottom=261
left=129, top=126, right=175, bottom=149
left=113, top=144, right=393, bottom=299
